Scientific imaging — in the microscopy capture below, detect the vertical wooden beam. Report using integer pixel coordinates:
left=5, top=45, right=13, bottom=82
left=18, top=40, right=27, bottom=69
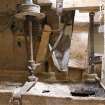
left=88, top=12, right=95, bottom=73
left=36, top=25, right=51, bottom=63
left=101, top=5, right=105, bottom=87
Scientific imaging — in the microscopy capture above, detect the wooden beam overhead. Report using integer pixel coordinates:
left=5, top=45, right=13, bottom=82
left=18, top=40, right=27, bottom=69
left=38, top=0, right=101, bottom=12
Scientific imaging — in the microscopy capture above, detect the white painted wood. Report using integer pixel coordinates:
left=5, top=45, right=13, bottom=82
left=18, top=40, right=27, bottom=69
left=101, top=2, right=105, bottom=87
left=39, top=0, right=101, bottom=11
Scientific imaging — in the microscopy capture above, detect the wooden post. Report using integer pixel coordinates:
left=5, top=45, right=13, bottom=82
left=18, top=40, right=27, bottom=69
left=36, top=25, right=51, bottom=73
left=88, top=12, right=95, bottom=74
left=101, top=4, right=105, bottom=87
left=36, top=25, right=51, bottom=63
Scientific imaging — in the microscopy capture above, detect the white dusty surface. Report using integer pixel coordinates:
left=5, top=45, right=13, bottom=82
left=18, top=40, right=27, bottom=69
left=27, top=82, right=70, bottom=98
left=27, top=82, right=105, bottom=98
left=0, top=82, right=105, bottom=100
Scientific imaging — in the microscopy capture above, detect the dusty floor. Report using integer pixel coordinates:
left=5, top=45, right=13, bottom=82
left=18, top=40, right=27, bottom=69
left=26, top=82, right=105, bottom=98
left=0, top=82, right=105, bottom=105
left=0, top=81, right=105, bottom=98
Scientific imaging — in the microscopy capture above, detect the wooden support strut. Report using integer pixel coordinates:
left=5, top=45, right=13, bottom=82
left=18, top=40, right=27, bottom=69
left=88, top=12, right=95, bottom=73
left=36, top=25, right=51, bottom=63
left=10, top=81, right=36, bottom=105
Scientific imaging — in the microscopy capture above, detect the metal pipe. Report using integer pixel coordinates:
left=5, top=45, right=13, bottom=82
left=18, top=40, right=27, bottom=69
left=29, top=19, right=34, bottom=61
left=23, top=0, right=33, bottom=4
left=26, top=16, right=37, bottom=81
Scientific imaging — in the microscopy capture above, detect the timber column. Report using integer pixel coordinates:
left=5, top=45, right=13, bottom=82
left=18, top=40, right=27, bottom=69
left=88, top=12, right=95, bottom=74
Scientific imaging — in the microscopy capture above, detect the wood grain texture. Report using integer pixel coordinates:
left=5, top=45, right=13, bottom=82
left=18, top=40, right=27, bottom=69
left=38, top=0, right=101, bottom=11
left=36, top=25, right=51, bottom=63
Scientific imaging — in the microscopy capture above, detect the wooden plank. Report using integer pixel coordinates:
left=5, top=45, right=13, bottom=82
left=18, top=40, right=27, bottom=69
left=68, top=12, right=88, bottom=69
left=19, top=82, right=36, bottom=95
left=101, top=4, right=105, bottom=90
left=38, top=0, right=52, bottom=6
left=36, top=25, right=51, bottom=63
left=11, top=82, right=36, bottom=105
left=0, top=69, right=27, bottom=82
left=38, top=0, right=101, bottom=11
left=13, top=82, right=36, bottom=98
